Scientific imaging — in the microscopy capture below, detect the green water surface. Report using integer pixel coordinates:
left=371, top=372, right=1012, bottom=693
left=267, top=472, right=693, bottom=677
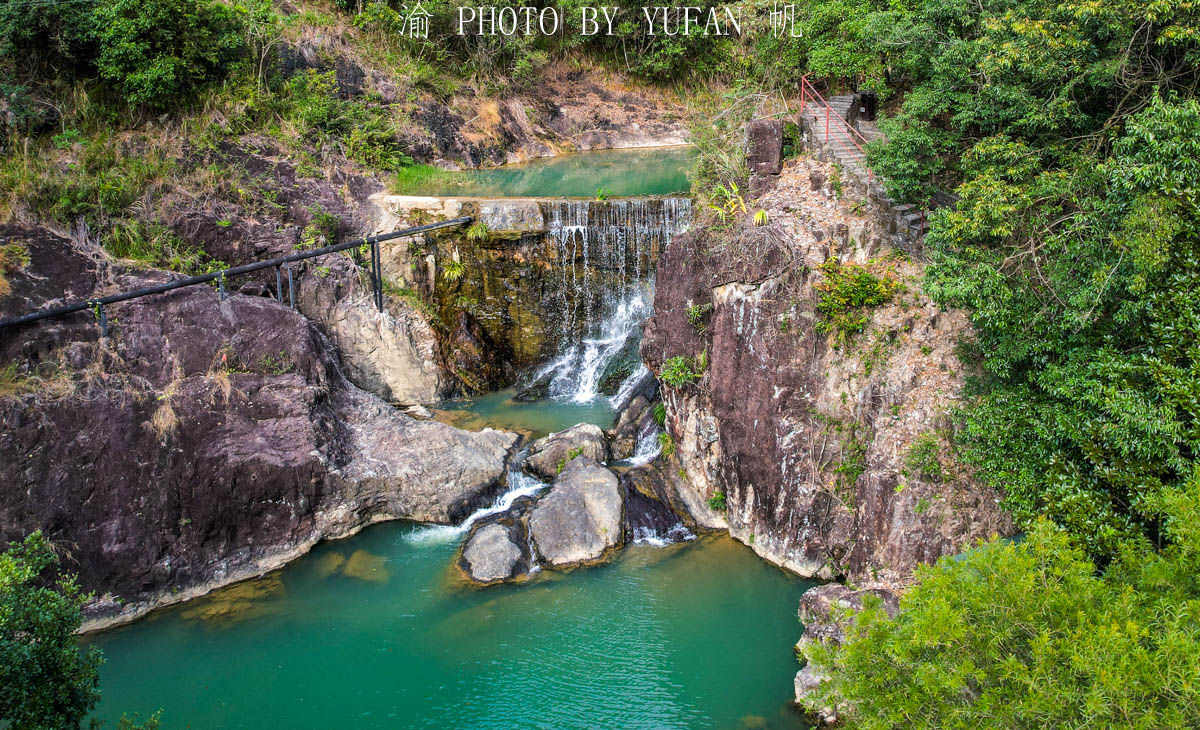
left=89, top=530, right=812, bottom=729
left=434, top=387, right=616, bottom=440
left=392, top=146, right=695, bottom=198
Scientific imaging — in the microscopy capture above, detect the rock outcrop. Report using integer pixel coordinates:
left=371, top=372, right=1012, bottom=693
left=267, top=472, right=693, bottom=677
left=460, top=522, right=526, bottom=585
left=527, top=458, right=623, bottom=567
left=0, top=225, right=517, bottom=629
left=793, top=584, right=901, bottom=725
left=641, top=153, right=1013, bottom=585
left=526, top=423, right=610, bottom=480
left=296, top=254, right=448, bottom=406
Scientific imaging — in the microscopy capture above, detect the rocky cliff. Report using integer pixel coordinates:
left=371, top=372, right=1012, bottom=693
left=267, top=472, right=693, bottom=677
left=0, top=224, right=517, bottom=629
left=641, top=148, right=1012, bottom=586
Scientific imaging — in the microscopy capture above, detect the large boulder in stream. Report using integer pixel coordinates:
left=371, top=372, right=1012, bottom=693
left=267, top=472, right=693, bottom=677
left=528, top=458, right=622, bottom=567
left=526, top=423, right=610, bottom=480
left=460, top=522, right=526, bottom=585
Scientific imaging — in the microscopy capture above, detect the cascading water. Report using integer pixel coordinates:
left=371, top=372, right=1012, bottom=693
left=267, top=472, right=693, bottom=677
left=531, top=286, right=653, bottom=403
left=624, top=417, right=664, bottom=467
left=406, top=450, right=546, bottom=544
left=529, top=197, right=691, bottom=404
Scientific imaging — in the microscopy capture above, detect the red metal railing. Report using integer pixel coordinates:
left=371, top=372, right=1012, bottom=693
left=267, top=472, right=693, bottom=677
left=798, top=75, right=874, bottom=185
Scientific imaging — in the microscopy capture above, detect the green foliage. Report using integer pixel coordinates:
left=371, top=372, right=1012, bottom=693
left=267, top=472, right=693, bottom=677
left=808, top=472, right=1200, bottom=728
left=659, top=355, right=699, bottom=388
left=652, top=401, right=666, bottom=426
left=927, top=96, right=1200, bottom=559
left=657, top=431, right=676, bottom=458
left=273, top=70, right=412, bottom=172
left=904, top=432, right=944, bottom=483
left=440, top=259, right=466, bottom=282
left=556, top=446, right=585, bottom=474
left=465, top=221, right=490, bottom=242
left=813, top=258, right=898, bottom=341
left=707, top=490, right=726, bottom=511
left=94, top=0, right=245, bottom=110
left=685, top=302, right=712, bottom=333
left=594, top=187, right=611, bottom=201
left=105, top=220, right=224, bottom=275
left=0, top=532, right=102, bottom=728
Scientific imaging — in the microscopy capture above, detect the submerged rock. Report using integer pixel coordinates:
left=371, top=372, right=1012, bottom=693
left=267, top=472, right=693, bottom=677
left=528, top=458, right=622, bottom=567
left=342, top=549, right=391, bottom=583
left=461, top=522, right=525, bottom=585
left=526, top=423, right=610, bottom=480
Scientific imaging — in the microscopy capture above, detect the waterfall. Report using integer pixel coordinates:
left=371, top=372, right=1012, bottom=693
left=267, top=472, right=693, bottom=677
left=406, top=450, right=546, bottom=544
left=624, top=418, right=663, bottom=467
left=530, top=197, right=690, bottom=403
left=530, top=286, right=653, bottom=403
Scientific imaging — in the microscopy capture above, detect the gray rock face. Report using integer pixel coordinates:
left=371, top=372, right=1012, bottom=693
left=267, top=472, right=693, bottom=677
left=526, top=423, right=610, bottom=480
left=298, top=259, right=447, bottom=406
left=461, top=522, right=524, bottom=584
left=528, top=458, right=622, bottom=566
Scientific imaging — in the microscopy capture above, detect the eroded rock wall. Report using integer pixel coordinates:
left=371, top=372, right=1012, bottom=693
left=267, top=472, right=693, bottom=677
left=641, top=157, right=1012, bottom=585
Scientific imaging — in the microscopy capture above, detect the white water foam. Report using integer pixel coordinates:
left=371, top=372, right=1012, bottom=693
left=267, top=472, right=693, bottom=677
left=534, top=286, right=653, bottom=404
left=632, top=524, right=696, bottom=547
left=406, top=467, right=547, bottom=545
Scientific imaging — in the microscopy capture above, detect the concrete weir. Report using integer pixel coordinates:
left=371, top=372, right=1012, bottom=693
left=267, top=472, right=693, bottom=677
left=368, top=193, right=692, bottom=374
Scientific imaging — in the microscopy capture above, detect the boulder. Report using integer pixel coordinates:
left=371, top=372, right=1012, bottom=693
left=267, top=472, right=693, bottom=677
left=526, top=423, right=610, bottom=480
left=460, top=522, right=525, bottom=585
left=528, top=458, right=622, bottom=567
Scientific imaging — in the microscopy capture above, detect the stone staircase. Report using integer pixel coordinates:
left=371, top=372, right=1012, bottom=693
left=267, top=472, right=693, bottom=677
left=796, top=93, right=929, bottom=255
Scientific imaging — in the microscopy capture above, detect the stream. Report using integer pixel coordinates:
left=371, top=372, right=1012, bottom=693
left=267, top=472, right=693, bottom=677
left=87, top=147, right=813, bottom=729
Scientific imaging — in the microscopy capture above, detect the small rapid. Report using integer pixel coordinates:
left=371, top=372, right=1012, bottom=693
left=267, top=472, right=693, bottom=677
left=406, top=451, right=547, bottom=544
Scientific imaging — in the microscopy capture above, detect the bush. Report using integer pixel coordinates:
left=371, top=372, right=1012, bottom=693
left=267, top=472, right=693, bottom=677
left=93, top=0, right=245, bottom=110
left=807, top=471, right=1200, bottom=728
left=0, top=532, right=102, bottom=728
left=814, top=258, right=898, bottom=340
left=659, top=355, right=699, bottom=388
left=904, top=432, right=943, bottom=483
left=707, top=490, right=726, bottom=511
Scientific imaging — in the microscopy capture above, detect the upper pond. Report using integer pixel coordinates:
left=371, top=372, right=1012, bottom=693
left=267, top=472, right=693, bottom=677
left=391, top=145, right=696, bottom=198
left=89, top=529, right=812, bottom=729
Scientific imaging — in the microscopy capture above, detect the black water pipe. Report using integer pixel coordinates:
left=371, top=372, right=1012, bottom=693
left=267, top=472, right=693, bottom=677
left=0, top=217, right=472, bottom=331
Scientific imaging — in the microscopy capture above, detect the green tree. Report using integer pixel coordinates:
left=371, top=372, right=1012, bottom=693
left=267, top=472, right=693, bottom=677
left=0, top=531, right=102, bottom=729
left=93, top=0, right=246, bottom=110
left=806, top=471, right=1200, bottom=728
